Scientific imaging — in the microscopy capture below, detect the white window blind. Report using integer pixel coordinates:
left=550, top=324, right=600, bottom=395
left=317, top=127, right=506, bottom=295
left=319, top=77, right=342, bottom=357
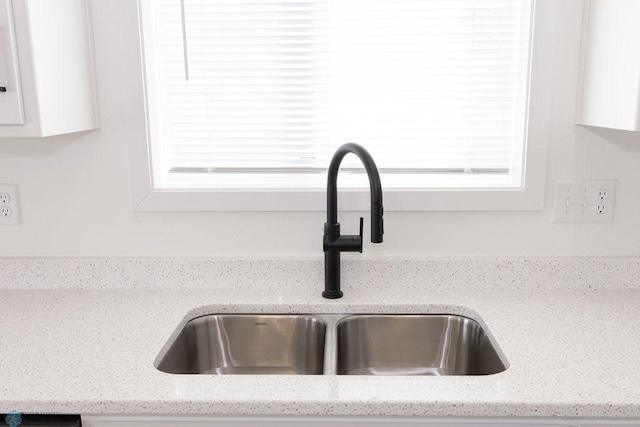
left=142, top=0, right=533, bottom=190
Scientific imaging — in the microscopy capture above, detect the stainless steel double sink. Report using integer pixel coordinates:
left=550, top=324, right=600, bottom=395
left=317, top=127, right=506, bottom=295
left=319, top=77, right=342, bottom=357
left=156, top=314, right=506, bottom=376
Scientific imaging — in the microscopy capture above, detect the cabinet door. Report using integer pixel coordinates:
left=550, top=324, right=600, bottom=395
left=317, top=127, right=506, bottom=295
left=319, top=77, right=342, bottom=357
left=0, top=0, right=25, bottom=125
left=580, top=424, right=640, bottom=427
left=578, top=0, right=640, bottom=131
left=83, top=416, right=571, bottom=427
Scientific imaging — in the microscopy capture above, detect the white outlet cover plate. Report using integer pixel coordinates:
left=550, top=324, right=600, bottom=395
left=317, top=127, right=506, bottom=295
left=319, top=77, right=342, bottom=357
left=0, top=184, right=21, bottom=225
left=552, top=179, right=616, bottom=223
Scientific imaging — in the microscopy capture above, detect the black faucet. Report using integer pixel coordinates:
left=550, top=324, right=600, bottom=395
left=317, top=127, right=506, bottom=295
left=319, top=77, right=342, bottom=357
left=323, top=143, right=384, bottom=299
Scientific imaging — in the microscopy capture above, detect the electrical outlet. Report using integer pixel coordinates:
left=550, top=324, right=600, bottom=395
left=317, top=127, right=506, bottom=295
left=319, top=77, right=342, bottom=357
left=0, top=184, right=21, bottom=225
left=553, top=180, right=616, bottom=222
left=597, top=189, right=609, bottom=200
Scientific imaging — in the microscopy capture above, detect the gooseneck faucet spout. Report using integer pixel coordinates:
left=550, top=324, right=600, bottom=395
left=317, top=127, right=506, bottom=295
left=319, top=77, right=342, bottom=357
left=323, top=143, right=384, bottom=299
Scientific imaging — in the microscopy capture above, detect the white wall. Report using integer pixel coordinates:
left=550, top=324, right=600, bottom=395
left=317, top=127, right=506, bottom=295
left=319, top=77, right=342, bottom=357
left=1, top=0, right=640, bottom=257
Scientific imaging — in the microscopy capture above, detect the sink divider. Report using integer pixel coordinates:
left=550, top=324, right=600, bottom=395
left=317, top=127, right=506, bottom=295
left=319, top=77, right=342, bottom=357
left=321, top=314, right=345, bottom=375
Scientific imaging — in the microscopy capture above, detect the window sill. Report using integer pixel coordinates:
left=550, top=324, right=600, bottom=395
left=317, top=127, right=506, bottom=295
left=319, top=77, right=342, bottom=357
left=132, top=187, right=544, bottom=212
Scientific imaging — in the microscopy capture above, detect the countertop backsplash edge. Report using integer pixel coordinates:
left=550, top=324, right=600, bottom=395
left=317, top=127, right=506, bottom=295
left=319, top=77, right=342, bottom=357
left=0, top=256, right=637, bottom=290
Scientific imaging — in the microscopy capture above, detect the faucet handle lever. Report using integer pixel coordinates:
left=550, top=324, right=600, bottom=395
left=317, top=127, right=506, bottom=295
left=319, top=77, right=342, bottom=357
left=358, top=217, right=364, bottom=253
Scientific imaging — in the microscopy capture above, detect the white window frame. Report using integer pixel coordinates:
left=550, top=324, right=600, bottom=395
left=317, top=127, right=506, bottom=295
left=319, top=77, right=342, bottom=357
left=129, top=0, right=557, bottom=212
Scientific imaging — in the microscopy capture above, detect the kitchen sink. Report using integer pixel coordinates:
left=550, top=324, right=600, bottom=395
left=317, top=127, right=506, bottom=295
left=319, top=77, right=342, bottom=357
left=336, top=315, right=505, bottom=375
left=156, top=313, right=506, bottom=376
left=156, top=314, right=326, bottom=375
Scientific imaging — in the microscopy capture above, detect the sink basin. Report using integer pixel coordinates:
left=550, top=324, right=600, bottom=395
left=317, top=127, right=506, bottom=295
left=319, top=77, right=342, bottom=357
left=336, top=314, right=505, bottom=375
left=156, top=314, right=326, bottom=375
left=156, top=313, right=506, bottom=376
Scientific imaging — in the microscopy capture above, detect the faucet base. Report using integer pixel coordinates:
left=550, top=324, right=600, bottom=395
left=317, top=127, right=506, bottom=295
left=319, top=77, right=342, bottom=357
left=322, top=290, right=343, bottom=299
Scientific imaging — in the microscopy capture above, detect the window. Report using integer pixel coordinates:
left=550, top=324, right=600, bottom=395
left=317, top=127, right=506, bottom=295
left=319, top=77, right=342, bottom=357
left=134, top=0, right=554, bottom=211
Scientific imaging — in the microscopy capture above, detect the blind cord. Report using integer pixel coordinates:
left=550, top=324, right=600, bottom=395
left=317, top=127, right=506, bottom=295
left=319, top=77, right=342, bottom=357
left=180, top=0, right=189, bottom=81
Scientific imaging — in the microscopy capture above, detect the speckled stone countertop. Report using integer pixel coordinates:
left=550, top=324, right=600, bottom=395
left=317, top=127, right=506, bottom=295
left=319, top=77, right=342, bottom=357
left=0, top=257, right=639, bottom=417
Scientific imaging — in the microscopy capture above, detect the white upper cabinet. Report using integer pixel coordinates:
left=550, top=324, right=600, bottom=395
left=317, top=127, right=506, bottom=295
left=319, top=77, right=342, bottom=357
left=577, top=0, right=640, bottom=131
left=0, top=0, right=98, bottom=137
